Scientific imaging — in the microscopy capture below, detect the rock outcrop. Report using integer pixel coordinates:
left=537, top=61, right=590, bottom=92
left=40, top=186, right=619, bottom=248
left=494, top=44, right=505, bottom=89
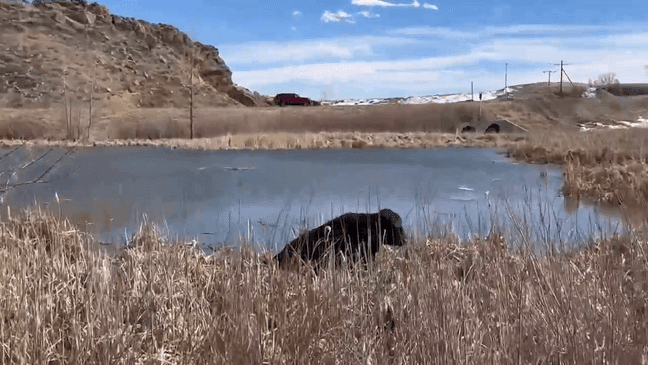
left=0, top=0, right=269, bottom=108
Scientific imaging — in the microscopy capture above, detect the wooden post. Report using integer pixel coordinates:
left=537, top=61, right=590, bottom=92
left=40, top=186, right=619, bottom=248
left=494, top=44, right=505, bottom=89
left=471, top=81, right=474, bottom=101
left=190, top=45, right=195, bottom=140
left=543, top=70, right=556, bottom=88
left=63, top=71, right=70, bottom=140
left=505, top=63, right=508, bottom=100
left=552, top=61, right=572, bottom=96
left=559, top=60, right=563, bottom=95
left=88, top=57, right=97, bottom=141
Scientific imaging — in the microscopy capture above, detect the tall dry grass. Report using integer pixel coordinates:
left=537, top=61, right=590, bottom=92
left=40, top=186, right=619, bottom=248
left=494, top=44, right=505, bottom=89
left=508, top=128, right=648, bottom=207
left=0, top=131, right=519, bottom=151
left=1, top=101, right=493, bottom=141
left=1, top=210, right=647, bottom=363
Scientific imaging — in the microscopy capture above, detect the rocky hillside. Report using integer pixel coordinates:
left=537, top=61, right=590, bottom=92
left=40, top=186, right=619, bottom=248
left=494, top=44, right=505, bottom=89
left=0, top=0, right=269, bottom=109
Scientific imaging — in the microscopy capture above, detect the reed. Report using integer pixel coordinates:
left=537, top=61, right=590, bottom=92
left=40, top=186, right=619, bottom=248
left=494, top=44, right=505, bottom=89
left=507, top=128, right=648, bottom=207
left=1, top=209, right=647, bottom=363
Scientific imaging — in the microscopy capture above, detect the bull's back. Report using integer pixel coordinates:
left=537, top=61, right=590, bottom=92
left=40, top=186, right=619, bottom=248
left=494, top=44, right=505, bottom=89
left=274, top=211, right=396, bottom=268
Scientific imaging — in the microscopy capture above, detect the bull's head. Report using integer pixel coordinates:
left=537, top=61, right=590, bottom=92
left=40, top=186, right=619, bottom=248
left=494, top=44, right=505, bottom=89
left=378, top=209, right=406, bottom=246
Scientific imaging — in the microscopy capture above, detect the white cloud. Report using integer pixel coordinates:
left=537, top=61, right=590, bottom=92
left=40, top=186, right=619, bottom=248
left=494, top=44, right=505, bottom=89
left=352, top=0, right=420, bottom=8
left=358, top=10, right=380, bottom=18
left=219, top=36, right=416, bottom=65
left=292, top=26, right=297, bottom=31
left=388, top=23, right=644, bottom=39
left=422, top=3, right=438, bottom=10
left=321, top=9, right=381, bottom=24
left=292, top=10, right=301, bottom=18
left=232, top=61, right=441, bottom=88
left=228, top=23, right=648, bottom=99
left=388, top=26, right=479, bottom=38
left=321, top=10, right=354, bottom=23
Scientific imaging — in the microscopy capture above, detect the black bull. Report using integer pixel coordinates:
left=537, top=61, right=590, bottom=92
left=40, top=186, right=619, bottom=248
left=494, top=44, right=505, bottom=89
left=274, top=209, right=406, bottom=269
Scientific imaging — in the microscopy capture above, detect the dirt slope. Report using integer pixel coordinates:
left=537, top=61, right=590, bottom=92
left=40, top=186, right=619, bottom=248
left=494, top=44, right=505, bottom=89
left=0, top=0, right=269, bottom=109
left=484, top=83, right=648, bottom=132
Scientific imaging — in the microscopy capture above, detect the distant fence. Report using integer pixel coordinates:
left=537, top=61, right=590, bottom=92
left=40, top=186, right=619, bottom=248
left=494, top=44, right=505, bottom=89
left=600, top=83, right=648, bottom=96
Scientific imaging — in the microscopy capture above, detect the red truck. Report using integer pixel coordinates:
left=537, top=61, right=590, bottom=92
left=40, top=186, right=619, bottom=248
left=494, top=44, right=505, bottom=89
left=274, top=93, right=319, bottom=106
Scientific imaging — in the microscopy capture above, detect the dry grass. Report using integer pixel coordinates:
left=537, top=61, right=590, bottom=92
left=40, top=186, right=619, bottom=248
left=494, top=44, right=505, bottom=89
left=2, top=210, right=648, bottom=363
left=508, top=128, right=648, bottom=207
left=0, top=131, right=522, bottom=151
left=0, top=101, right=495, bottom=141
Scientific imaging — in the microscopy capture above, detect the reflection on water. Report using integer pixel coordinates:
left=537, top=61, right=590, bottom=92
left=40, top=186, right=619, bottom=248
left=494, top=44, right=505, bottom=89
left=0, top=146, right=634, bottom=252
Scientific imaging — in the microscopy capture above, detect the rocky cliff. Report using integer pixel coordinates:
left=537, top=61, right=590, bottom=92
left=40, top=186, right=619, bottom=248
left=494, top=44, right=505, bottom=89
left=0, top=0, right=269, bottom=109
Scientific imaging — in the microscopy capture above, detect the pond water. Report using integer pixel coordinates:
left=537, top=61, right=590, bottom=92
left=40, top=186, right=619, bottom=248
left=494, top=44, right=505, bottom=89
left=0, top=146, right=626, bottom=253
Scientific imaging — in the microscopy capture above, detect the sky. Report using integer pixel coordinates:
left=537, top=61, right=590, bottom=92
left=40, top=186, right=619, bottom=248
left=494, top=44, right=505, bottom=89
left=101, top=0, right=648, bottom=100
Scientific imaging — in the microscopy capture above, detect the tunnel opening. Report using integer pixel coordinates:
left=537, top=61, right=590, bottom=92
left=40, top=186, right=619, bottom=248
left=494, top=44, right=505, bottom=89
left=485, top=123, right=501, bottom=134
left=461, top=125, right=476, bottom=133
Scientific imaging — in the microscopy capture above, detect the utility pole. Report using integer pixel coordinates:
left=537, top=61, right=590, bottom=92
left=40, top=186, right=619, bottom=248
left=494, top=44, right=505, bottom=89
left=471, top=81, right=474, bottom=101
left=189, top=45, right=196, bottom=139
left=505, top=63, right=508, bottom=100
left=543, top=70, right=556, bottom=87
left=552, top=60, right=572, bottom=96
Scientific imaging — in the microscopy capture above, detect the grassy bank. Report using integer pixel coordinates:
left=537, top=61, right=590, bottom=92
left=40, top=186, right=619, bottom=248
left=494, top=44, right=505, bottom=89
left=0, top=131, right=521, bottom=150
left=508, top=128, right=648, bottom=208
left=1, top=211, right=647, bottom=363
left=0, top=101, right=493, bottom=141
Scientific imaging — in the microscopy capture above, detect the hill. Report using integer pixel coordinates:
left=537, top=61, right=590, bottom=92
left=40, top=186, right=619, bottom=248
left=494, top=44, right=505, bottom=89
left=0, top=0, right=268, bottom=110
left=2, top=0, right=648, bottom=141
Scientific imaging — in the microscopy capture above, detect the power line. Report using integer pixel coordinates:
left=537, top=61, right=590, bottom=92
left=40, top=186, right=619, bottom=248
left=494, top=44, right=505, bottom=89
left=552, top=60, right=573, bottom=96
left=543, top=70, right=557, bottom=87
left=505, top=63, right=508, bottom=100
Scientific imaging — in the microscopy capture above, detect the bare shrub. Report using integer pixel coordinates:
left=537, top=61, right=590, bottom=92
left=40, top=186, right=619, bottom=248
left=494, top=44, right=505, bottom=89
left=589, top=72, right=620, bottom=86
left=0, top=120, right=45, bottom=140
left=108, top=119, right=188, bottom=140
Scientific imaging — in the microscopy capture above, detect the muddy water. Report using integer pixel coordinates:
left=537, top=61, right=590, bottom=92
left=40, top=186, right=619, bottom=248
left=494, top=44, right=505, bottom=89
left=0, top=146, right=625, bottom=252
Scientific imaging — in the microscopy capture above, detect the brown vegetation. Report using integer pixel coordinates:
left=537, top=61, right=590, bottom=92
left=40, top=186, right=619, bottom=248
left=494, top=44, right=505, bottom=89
left=508, top=128, right=648, bottom=207
left=0, top=131, right=521, bottom=151
left=486, top=84, right=648, bottom=130
left=0, top=100, right=497, bottom=141
left=1, top=211, right=647, bottom=363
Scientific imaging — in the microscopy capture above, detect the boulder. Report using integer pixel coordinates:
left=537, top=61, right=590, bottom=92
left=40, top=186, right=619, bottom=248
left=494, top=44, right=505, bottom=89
left=51, top=10, right=66, bottom=24
left=86, top=2, right=108, bottom=16
left=226, top=85, right=270, bottom=107
left=67, top=9, right=95, bottom=25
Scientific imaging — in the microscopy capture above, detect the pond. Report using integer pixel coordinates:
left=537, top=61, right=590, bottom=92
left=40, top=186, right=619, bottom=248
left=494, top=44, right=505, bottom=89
left=0, top=146, right=626, bottom=253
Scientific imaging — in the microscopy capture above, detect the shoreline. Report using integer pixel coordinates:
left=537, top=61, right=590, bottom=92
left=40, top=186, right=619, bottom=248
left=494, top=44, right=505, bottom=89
left=0, top=131, right=525, bottom=150
left=1, top=127, right=647, bottom=209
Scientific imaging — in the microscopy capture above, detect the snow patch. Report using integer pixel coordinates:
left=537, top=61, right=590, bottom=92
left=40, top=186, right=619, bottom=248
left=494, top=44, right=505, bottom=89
left=321, top=86, right=523, bottom=106
left=583, top=87, right=598, bottom=98
left=578, top=117, right=648, bottom=131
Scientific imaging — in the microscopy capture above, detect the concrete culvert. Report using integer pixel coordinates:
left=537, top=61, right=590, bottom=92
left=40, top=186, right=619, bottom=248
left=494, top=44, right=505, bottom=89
left=461, top=125, right=476, bottom=133
left=485, top=123, right=501, bottom=134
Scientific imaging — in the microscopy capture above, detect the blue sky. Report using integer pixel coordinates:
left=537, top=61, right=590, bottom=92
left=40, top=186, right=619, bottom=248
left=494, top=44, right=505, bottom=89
left=103, top=0, right=648, bottom=99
